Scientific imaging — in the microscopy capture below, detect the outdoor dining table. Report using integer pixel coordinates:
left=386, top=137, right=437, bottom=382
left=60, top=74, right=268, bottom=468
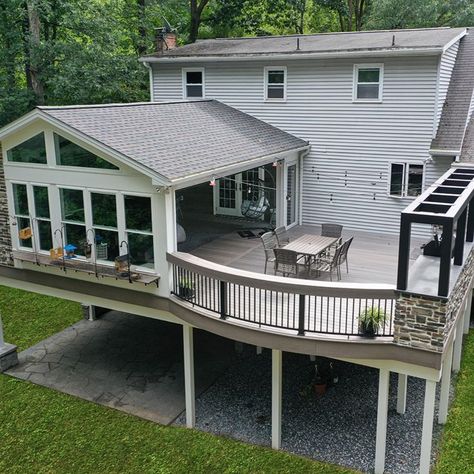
left=282, top=234, right=339, bottom=267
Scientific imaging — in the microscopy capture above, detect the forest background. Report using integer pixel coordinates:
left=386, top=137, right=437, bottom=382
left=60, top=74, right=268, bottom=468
left=1, top=0, right=473, bottom=127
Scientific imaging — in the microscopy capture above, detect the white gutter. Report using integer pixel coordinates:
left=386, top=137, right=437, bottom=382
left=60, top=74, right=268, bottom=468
left=429, top=148, right=461, bottom=157
left=170, top=144, right=311, bottom=190
left=140, top=47, right=444, bottom=64
left=142, top=61, right=154, bottom=102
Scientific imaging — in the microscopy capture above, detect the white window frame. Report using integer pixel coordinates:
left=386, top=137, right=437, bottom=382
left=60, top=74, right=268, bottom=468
left=387, top=162, right=425, bottom=198
left=353, top=63, right=384, bottom=103
left=182, top=67, right=205, bottom=99
left=264, top=66, right=287, bottom=102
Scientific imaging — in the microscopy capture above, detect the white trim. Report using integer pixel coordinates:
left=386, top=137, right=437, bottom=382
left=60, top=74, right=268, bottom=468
left=182, top=67, right=205, bottom=99
left=442, top=29, right=467, bottom=53
left=139, top=47, right=445, bottom=64
left=352, top=63, right=384, bottom=103
left=264, top=66, right=287, bottom=102
left=433, top=55, right=442, bottom=138
left=387, top=161, right=425, bottom=198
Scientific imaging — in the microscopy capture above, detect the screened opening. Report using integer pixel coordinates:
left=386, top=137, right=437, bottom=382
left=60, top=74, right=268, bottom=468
left=33, top=186, right=52, bottom=251
left=54, top=134, right=119, bottom=169
left=355, top=66, right=381, bottom=100
left=91, top=192, right=119, bottom=262
left=7, top=133, right=47, bottom=164
left=61, top=188, right=86, bottom=252
left=12, top=183, right=32, bottom=248
left=184, top=70, right=203, bottom=98
left=266, top=69, right=286, bottom=100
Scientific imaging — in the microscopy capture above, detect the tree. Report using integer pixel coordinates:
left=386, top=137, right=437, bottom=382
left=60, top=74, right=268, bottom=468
left=189, top=0, right=211, bottom=43
left=318, top=0, right=370, bottom=31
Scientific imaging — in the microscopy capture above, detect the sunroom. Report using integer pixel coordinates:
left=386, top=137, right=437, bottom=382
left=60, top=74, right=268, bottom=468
left=0, top=100, right=309, bottom=296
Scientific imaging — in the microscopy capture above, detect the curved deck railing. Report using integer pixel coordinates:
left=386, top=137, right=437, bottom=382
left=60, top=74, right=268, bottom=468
left=167, top=252, right=397, bottom=338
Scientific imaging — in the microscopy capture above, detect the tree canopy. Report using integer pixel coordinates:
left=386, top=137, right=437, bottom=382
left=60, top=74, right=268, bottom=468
left=0, top=0, right=473, bottom=128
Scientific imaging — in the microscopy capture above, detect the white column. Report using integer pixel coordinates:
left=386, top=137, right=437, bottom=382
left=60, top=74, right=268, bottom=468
left=438, top=342, right=454, bottom=425
left=396, top=373, right=407, bottom=415
left=464, top=289, right=472, bottom=335
left=420, top=379, right=437, bottom=474
left=375, top=368, right=390, bottom=474
left=272, top=349, right=282, bottom=450
left=452, top=319, right=463, bottom=373
left=183, top=324, right=195, bottom=428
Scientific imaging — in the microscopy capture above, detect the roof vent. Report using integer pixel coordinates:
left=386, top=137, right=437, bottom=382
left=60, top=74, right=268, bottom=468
left=296, top=38, right=301, bottom=51
left=391, top=34, right=396, bottom=47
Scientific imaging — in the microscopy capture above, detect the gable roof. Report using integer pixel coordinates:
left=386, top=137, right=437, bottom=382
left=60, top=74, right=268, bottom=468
left=459, top=117, right=474, bottom=163
left=431, top=29, right=474, bottom=154
left=31, top=100, right=307, bottom=183
left=141, top=27, right=466, bottom=62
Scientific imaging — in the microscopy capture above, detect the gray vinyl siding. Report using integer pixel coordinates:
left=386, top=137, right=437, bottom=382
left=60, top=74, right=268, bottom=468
left=435, top=41, right=460, bottom=134
left=152, top=56, right=448, bottom=235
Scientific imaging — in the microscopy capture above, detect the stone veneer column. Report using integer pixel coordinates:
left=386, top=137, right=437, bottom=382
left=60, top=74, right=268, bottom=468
left=394, top=247, right=474, bottom=352
left=0, top=143, right=13, bottom=267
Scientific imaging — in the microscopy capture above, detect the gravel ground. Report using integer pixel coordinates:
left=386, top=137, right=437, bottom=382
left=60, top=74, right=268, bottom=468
left=176, top=347, right=451, bottom=474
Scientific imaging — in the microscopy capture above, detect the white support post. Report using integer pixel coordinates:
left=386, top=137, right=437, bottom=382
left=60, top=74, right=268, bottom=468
left=375, top=368, right=390, bottom=474
left=420, top=380, right=437, bottom=474
left=438, top=342, right=454, bottom=425
left=0, top=312, right=4, bottom=348
left=452, top=319, right=463, bottom=373
left=183, top=324, right=195, bottom=429
left=464, top=289, right=472, bottom=335
left=272, top=349, right=282, bottom=450
left=396, top=373, right=408, bottom=415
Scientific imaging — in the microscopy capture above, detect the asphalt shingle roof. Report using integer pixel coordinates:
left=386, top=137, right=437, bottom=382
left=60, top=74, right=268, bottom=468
left=460, top=117, right=474, bottom=162
left=431, top=29, right=474, bottom=153
left=39, top=100, right=307, bottom=182
left=143, top=27, right=466, bottom=60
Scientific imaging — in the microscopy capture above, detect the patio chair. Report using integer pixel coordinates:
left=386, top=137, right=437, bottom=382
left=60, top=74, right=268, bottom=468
left=260, top=231, right=278, bottom=274
left=310, top=244, right=345, bottom=281
left=338, top=237, right=354, bottom=274
left=274, top=226, right=290, bottom=247
left=321, top=223, right=343, bottom=238
left=273, top=248, right=307, bottom=278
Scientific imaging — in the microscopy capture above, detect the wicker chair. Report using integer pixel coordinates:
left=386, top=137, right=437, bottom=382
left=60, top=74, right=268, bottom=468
left=274, top=248, right=307, bottom=278
left=274, top=226, right=290, bottom=247
left=260, top=231, right=278, bottom=274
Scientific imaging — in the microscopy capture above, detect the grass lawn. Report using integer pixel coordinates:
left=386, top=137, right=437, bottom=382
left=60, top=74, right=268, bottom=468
left=0, top=285, right=353, bottom=474
left=435, top=329, right=474, bottom=474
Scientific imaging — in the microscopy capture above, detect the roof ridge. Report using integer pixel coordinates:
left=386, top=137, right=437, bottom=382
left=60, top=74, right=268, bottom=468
left=38, top=99, right=213, bottom=111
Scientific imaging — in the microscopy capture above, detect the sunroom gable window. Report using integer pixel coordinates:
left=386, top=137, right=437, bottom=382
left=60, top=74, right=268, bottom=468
left=7, top=133, right=47, bottom=164
left=183, top=68, right=204, bottom=98
left=354, top=64, right=383, bottom=102
left=264, top=67, right=286, bottom=101
left=389, top=163, right=424, bottom=198
left=54, top=133, right=119, bottom=169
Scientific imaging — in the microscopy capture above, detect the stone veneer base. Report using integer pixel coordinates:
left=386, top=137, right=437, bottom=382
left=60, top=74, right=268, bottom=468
left=0, top=343, right=19, bottom=372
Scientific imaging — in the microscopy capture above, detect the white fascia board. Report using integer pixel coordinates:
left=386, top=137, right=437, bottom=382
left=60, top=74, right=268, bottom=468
left=140, top=47, right=444, bottom=64
left=170, top=144, right=310, bottom=190
left=429, top=148, right=461, bottom=156
left=442, top=29, right=467, bottom=52
left=1, top=110, right=171, bottom=186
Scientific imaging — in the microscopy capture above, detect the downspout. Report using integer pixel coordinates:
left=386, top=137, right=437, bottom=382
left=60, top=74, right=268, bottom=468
left=298, top=147, right=310, bottom=226
left=142, top=61, right=154, bottom=102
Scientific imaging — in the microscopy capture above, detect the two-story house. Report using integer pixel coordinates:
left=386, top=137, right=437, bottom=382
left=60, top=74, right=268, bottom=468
left=1, top=27, right=474, bottom=474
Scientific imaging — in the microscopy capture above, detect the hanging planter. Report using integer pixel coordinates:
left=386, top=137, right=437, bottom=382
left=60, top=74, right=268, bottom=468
left=19, top=227, right=32, bottom=240
left=49, top=247, right=64, bottom=260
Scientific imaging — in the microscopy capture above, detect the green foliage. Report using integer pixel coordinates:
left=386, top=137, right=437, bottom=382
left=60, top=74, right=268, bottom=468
left=435, top=331, right=474, bottom=473
left=359, top=306, right=386, bottom=330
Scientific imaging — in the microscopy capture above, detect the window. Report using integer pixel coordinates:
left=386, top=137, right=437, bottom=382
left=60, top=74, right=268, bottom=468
left=183, top=69, right=204, bottom=98
left=7, top=133, right=47, bottom=164
left=54, top=134, right=119, bottom=169
left=354, top=64, right=383, bottom=101
left=91, top=192, right=119, bottom=262
left=33, top=186, right=52, bottom=251
left=389, top=163, right=424, bottom=197
left=264, top=67, right=286, bottom=101
left=124, top=195, right=154, bottom=268
left=12, top=183, right=32, bottom=249
left=60, top=188, right=86, bottom=254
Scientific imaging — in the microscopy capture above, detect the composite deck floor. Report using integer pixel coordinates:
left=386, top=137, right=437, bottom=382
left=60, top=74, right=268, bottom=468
left=180, top=225, right=422, bottom=336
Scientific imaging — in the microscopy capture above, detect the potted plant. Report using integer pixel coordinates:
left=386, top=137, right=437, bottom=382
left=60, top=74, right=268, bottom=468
left=64, top=243, right=77, bottom=259
left=359, top=307, right=386, bottom=337
left=178, top=277, right=195, bottom=300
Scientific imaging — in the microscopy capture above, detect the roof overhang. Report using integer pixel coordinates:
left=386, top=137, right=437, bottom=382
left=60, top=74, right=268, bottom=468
left=140, top=46, right=445, bottom=64
left=170, top=144, right=310, bottom=190
left=0, top=109, right=172, bottom=187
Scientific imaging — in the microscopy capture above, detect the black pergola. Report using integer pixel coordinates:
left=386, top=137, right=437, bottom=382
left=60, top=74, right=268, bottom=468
left=397, top=166, right=474, bottom=297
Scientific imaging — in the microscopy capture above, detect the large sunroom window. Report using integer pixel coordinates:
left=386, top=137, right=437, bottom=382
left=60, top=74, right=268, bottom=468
left=7, top=133, right=47, bottom=164
left=125, top=195, right=154, bottom=268
left=91, top=192, right=119, bottom=262
left=60, top=188, right=86, bottom=254
left=12, top=183, right=32, bottom=249
left=33, top=186, right=52, bottom=251
left=54, top=134, right=119, bottom=170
